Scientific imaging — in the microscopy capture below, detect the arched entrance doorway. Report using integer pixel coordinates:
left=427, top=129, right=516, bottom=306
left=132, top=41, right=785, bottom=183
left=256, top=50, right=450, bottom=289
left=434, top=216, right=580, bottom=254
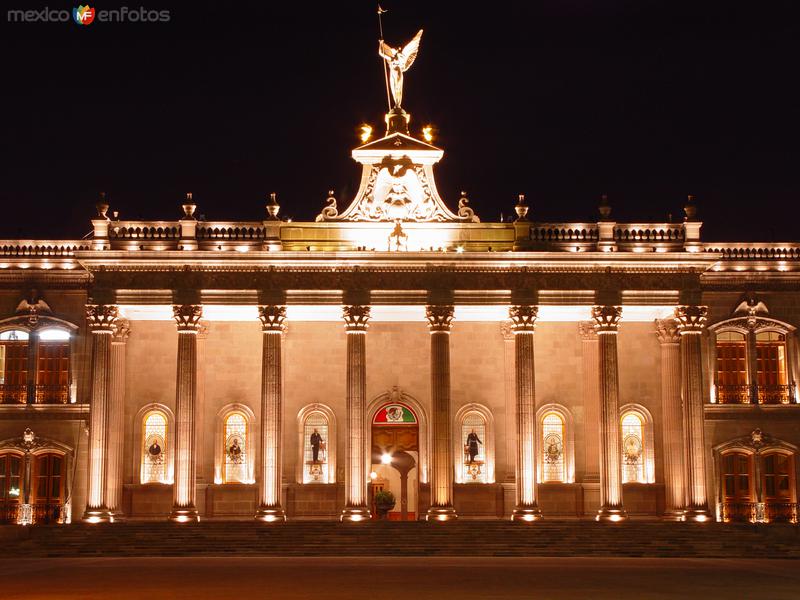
left=371, top=402, right=419, bottom=520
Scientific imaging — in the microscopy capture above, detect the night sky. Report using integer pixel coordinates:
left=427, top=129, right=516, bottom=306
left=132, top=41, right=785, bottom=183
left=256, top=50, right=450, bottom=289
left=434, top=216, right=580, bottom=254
left=2, top=1, right=799, bottom=242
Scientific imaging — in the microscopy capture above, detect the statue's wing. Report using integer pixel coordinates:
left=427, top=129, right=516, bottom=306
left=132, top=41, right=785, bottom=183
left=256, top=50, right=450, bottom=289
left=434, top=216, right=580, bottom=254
left=399, top=29, right=423, bottom=71
left=378, top=40, right=395, bottom=61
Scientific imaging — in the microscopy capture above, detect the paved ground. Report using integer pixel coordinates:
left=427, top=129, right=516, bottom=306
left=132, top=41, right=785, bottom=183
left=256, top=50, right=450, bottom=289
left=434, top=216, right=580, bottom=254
left=5, top=556, right=798, bottom=599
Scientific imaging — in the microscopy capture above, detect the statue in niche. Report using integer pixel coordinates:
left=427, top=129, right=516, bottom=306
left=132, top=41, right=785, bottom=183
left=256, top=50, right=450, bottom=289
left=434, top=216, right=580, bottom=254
left=310, top=428, right=324, bottom=463
left=465, top=429, right=483, bottom=463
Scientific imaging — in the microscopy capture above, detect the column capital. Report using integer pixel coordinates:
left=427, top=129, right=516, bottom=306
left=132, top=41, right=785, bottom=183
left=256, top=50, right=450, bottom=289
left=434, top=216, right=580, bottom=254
left=343, top=305, right=370, bottom=332
left=86, top=304, right=118, bottom=333
left=111, top=318, right=131, bottom=344
left=578, top=320, right=598, bottom=341
left=173, top=304, right=203, bottom=332
left=258, top=305, right=287, bottom=332
left=591, top=305, right=622, bottom=334
left=655, top=318, right=681, bottom=344
left=426, top=305, right=454, bottom=333
left=509, top=305, right=538, bottom=332
left=500, top=320, right=515, bottom=341
left=674, top=305, right=708, bottom=335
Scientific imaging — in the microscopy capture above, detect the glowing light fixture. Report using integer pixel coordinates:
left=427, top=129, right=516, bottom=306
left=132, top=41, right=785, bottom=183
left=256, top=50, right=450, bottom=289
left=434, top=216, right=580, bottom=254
left=455, top=245, right=465, bottom=254
left=381, top=453, right=392, bottom=465
left=359, top=124, right=373, bottom=143
left=422, top=125, right=434, bottom=143
left=369, top=471, right=378, bottom=480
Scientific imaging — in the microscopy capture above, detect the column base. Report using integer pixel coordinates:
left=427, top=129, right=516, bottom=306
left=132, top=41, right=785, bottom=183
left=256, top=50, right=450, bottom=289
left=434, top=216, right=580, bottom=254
left=255, top=506, right=286, bottom=523
left=511, top=506, right=544, bottom=522
left=426, top=506, right=458, bottom=522
left=661, top=509, right=686, bottom=522
left=169, top=507, right=200, bottom=523
left=82, top=507, right=115, bottom=524
left=340, top=506, right=371, bottom=522
left=109, top=510, right=126, bottom=522
left=595, top=507, right=628, bottom=522
left=683, top=507, right=711, bottom=522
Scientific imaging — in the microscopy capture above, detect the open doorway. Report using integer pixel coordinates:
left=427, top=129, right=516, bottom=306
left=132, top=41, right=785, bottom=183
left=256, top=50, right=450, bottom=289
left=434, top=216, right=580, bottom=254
left=370, top=402, right=419, bottom=520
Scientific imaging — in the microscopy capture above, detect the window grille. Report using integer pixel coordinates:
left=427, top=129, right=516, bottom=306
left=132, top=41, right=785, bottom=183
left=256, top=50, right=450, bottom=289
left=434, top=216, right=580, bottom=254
left=142, top=410, right=168, bottom=484
left=621, top=412, right=645, bottom=483
left=541, top=412, right=565, bottom=482
left=223, top=412, right=248, bottom=483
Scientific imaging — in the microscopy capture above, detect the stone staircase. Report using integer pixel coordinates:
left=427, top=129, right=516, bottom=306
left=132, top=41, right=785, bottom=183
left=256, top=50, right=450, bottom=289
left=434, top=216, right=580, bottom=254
left=1, top=521, right=798, bottom=559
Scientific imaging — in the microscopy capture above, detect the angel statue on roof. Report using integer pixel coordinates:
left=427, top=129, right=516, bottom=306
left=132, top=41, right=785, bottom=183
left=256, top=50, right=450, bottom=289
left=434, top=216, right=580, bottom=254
left=379, top=29, right=423, bottom=108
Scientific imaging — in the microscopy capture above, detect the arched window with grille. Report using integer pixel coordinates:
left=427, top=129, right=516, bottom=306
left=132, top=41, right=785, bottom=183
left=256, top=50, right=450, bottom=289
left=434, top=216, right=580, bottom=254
left=756, top=332, right=789, bottom=404
left=715, top=331, right=748, bottom=404
left=141, top=409, right=169, bottom=484
left=298, top=405, right=336, bottom=484
left=541, top=412, right=566, bottom=482
left=619, top=406, right=655, bottom=484
left=35, top=328, right=71, bottom=404
left=222, top=411, right=249, bottom=484
left=0, top=330, right=29, bottom=404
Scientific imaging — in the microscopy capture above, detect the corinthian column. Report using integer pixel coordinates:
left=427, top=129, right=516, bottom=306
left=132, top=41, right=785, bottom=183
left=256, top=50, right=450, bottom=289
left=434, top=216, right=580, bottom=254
left=592, top=305, right=627, bottom=522
left=106, top=319, right=130, bottom=519
left=675, top=305, right=711, bottom=521
left=83, top=304, right=118, bottom=523
left=341, top=305, right=371, bottom=522
left=510, top=305, right=543, bottom=521
left=169, top=304, right=202, bottom=523
left=255, top=305, right=286, bottom=522
left=656, top=318, right=686, bottom=520
left=426, top=305, right=458, bottom=521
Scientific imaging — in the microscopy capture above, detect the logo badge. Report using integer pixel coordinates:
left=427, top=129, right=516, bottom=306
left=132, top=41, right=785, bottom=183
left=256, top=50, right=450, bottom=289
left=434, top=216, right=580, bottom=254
left=73, top=5, right=95, bottom=26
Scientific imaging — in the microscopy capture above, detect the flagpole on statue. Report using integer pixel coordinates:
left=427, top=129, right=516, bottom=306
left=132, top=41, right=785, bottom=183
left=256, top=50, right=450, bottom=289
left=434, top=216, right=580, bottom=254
left=377, top=3, right=392, bottom=111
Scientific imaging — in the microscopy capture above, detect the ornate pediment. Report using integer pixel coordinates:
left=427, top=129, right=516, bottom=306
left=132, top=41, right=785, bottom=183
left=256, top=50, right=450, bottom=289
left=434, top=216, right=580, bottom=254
left=316, top=132, right=479, bottom=224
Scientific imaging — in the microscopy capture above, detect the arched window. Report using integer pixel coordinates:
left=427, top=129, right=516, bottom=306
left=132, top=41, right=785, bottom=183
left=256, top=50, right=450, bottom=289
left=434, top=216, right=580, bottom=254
left=716, top=331, right=748, bottom=403
left=141, top=410, right=169, bottom=484
left=0, top=330, right=29, bottom=404
left=460, top=412, right=487, bottom=483
left=301, top=409, right=332, bottom=484
left=33, top=452, right=64, bottom=524
left=0, top=453, right=22, bottom=523
left=36, top=328, right=71, bottom=404
left=763, top=452, right=793, bottom=502
left=541, top=412, right=566, bottom=482
left=721, top=451, right=753, bottom=522
left=621, top=412, right=646, bottom=483
left=756, top=332, right=789, bottom=403
left=222, top=411, right=249, bottom=484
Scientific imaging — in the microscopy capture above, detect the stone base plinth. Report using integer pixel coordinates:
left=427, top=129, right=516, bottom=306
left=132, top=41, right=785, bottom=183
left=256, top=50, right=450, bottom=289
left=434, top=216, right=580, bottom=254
left=426, top=506, right=458, bottom=522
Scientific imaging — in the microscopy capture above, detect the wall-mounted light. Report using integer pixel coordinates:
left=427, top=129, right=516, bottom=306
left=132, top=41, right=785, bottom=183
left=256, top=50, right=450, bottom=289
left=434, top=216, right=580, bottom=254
left=360, top=124, right=373, bottom=143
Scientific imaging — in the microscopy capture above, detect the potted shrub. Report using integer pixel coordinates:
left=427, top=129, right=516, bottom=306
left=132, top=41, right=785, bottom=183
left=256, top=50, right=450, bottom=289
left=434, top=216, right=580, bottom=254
left=374, top=490, right=396, bottom=520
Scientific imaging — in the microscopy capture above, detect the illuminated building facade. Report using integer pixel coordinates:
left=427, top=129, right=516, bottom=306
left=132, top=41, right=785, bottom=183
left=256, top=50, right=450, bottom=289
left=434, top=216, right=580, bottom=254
left=0, top=85, right=798, bottom=528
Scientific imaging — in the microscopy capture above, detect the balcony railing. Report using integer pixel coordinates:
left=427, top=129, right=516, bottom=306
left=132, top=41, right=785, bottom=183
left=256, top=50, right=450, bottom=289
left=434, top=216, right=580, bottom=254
left=0, top=503, right=65, bottom=525
left=716, top=385, right=752, bottom=404
left=34, top=384, right=70, bottom=404
left=715, top=384, right=796, bottom=405
left=722, top=501, right=798, bottom=524
left=0, top=384, right=27, bottom=404
left=757, top=384, right=793, bottom=405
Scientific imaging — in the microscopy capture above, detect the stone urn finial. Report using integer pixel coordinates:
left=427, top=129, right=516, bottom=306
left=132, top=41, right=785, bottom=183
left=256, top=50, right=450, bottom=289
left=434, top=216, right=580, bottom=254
left=266, top=192, right=280, bottom=220
left=96, top=192, right=110, bottom=220
left=598, top=193, right=612, bottom=220
left=182, top=192, right=197, bottom=220
left=514, top=194, right=529, bottom=221
left=684, top=194, right=697, bottom=221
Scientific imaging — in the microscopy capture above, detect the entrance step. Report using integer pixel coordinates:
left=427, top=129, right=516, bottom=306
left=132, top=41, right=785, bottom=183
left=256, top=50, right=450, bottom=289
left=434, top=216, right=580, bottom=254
left=0, top=521, right=798, bottom=558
